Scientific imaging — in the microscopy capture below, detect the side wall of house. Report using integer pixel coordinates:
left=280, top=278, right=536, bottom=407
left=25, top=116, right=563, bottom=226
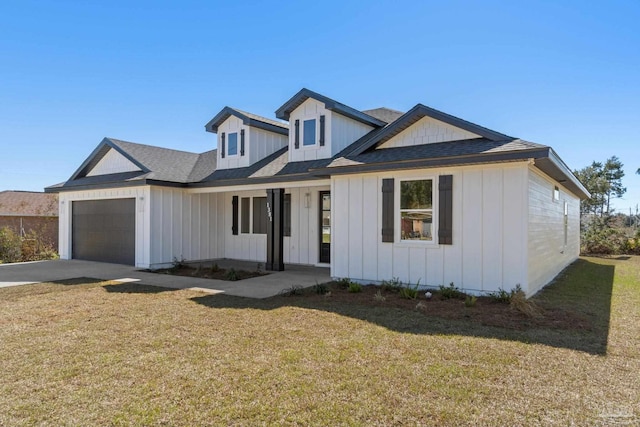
left=331, top=163, right=530, bottom=294
left=149, top=188, right=221, bottom=268
left=57, top=186, right=151, bottom=268
left=527, top=167, right=580, bottom=295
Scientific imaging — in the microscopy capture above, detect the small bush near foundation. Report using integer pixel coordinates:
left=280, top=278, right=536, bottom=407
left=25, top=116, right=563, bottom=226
left=210, top=263, right=220, bottom=273
left=381, top=277, right=403, bottom=293
left=225, top=268, right=239, bottom=281
left=279, top=285, right=304, bottom=296
left=399, top=281, right=420, bottom=300
left=510, top=286, right=542, bottom=318
left=171, top=256, right=186, bottom=271
left=439, top=282, right=466, bottom=300
left=464, top=295, right=478, bottom=307
left=373, top=290, right=386, bottom=302
left=336, top=278, right=352, bottom=290
left=488, top=288, right=512, bottom=303
left=313, top=283, right=329, bottom=295
left=348, top=282, right=362, bottom=293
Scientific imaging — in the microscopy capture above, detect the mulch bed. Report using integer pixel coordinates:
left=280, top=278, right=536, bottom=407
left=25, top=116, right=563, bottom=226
left=280, top=282, right=592, bottom=331
left=150, top=265, right=268, bottom=281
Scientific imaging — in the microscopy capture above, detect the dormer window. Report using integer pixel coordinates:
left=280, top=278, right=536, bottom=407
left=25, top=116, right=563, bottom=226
left=303, top=119, right=316, bottom=146
left=228, top=132, right=238, bottom=156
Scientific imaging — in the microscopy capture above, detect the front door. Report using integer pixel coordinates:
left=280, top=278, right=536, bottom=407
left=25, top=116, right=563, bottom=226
left=319, top=191, right=330, bottom=263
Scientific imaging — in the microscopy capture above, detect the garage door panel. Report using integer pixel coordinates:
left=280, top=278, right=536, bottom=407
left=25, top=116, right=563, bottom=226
left=72, top=199, right=135, bottom=265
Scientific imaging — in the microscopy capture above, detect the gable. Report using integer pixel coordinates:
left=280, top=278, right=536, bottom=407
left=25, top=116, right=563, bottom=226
left=86, top=148, right=142, bottom=176
left=377, top=116, right=480, bottom=149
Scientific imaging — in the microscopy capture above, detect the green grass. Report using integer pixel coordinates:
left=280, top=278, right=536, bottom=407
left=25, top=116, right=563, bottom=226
left=0, top=257, right=639, bottom=425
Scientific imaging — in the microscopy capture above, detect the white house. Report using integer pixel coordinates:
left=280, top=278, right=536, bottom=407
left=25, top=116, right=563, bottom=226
left=46, top=88, right=589, bottom=296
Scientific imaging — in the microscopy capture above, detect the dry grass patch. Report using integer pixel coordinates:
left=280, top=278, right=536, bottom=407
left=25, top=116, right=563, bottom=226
left=0, top=257, right=639, bottom=425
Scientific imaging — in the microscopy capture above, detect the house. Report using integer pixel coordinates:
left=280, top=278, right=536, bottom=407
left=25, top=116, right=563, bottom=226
left=46, top=88, right=589, bottom=296
left=0, top=191, right=58, bottom=247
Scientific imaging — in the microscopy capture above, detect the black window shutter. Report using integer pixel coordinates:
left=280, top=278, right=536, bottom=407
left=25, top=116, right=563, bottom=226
left=221, top=133, right=226, bottom=158
left=319, top=115, right=325, bottom=146
left=381, top=178, right=394, bottom=242
left=294, top=120, right=300, bottom=149
left=232, top=195, right=238, bottom=235
left=438, top=175, right=453, bottom=245
left=240, top=129, right=245, bottom=156
left=283, top=194, right=291, bottom=237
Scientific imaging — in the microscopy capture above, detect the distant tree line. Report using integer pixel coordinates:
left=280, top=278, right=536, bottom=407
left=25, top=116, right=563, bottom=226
left=574, top=156, right=640, bottom=255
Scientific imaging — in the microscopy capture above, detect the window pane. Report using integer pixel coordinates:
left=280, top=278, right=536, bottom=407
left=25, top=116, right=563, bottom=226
left=228, top=132, right=238, bottom=156
left=401, top=180, right=432, bottom=209
left=240, top=197, right=250, bottom=234
left=253, top=197, right=267, bottom=234
left=400, top=211, right=433, bottom=240
left=322, top=227, right=331, bottom=243
left=303, top=119, right=316, bottom=146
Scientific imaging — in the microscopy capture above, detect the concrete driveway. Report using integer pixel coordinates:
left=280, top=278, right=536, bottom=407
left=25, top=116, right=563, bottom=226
left=0, top=259, right=331, bottom=299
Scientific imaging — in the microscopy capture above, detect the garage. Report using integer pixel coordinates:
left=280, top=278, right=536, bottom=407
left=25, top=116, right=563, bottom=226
left=72, top=199, right=135, bottom=265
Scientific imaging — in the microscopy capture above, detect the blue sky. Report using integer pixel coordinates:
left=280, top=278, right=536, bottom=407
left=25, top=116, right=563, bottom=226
left=1, top=0, right=638, bottom=212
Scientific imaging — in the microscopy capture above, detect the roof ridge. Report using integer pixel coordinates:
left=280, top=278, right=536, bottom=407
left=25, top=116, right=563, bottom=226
left=107, top=137, right=201, bottom=156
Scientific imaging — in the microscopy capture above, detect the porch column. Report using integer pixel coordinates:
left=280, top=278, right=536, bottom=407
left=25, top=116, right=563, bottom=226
left=266, top=188, right=285, bottom=271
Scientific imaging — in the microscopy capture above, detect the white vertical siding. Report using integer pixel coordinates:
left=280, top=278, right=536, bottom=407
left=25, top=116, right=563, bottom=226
left=288, top=98, right=374, bottom=162
left=378, top=116, right=480, bottom=149
left=248, top=127, right=288, bottom=166
left=527, top=168, right=580, bottom=295
left=57, top=186, right=151, bottom=268
left=216, top=116, right=250, bottom=170
left=331, top=113, right=374, bottom=155
left=149, top=187, right=219, bottom=268
left=331, top=164, right=530, bottom=294
left=86, top=148, right=141, bottom=176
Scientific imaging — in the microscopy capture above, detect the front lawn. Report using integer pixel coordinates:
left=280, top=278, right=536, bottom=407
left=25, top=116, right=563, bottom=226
left=0, top=256, right=638, bottom=425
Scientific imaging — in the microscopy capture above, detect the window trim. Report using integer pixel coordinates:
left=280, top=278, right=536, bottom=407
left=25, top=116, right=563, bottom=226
left=227, top=132, right=239, bottom=157
left=396, top=176, right=438, bottom=246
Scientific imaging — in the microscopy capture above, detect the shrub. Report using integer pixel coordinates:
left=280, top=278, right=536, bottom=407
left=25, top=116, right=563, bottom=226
left=380, top=277, right=403, bottom=293
left=0, top=227, right=22, bottom=263
left=313, top=282, right=329, bottom=295
left=348, top=282, right=362, bottom=293
left=464, top=295, right=477, bottom=307
left=279, top=285, right=304, bottom=296
left=336, top=278, right=352, bottom=290
left=171, top=256, right=186, bottom=271
left=488, top=288, right=512, bottom=303
left=373, top=290, right=386, bottom=302
left=225, top=268, right=239, bottom=281
left=210, top=263, right=220, bottom=273
left=510, top=287, right=542, bottom=318
left=399, top=281, right=420, bottom=300
left=439, top=282, right=466, bottom=300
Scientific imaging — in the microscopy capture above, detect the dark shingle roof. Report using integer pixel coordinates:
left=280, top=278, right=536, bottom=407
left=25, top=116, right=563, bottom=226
left=361, top=107, right=404, bottom=124
left=0, top=191, right=58, bottom=216
left=205, top=107, right=288, bottom=135
left=275, top=88, right=387, bottom=127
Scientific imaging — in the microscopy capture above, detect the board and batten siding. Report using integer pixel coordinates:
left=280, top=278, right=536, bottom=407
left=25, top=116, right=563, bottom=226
left=527, top=167, right=580, bottom=295
left=249, top=127, right=288, bottom=166
left=378, top=116, right=480, bottom=149
left=331, top=163, right=530, bottom=294
left=288, top=98, right=373, bottom=162
left=215, top=118, right=287, bottom=171
left=86, top=148, right=141, bottom=176
left=149, top=187, right=222, bottom=268
left=57, top=186, right=151, bottom=268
